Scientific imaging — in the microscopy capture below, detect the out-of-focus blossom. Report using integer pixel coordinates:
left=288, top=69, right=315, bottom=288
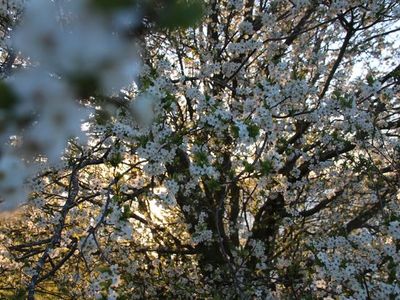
left=0, top=0, right=140, bottom=210
left=0, top=152, right=29, bottom=211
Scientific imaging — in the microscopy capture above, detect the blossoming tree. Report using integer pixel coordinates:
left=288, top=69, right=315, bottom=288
left=0, top=0, right=400, bottom=299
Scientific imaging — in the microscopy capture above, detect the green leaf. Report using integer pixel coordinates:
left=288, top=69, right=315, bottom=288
left=137, top=136, right=149, bottom=147
left=10, top=288, right=26, bottom=300
left=162, top=93, right=176, bottom=110
left=333, top=90, right=352, bottom=109
left=91, top=0, right=134, bottom=11
left=94, top=109, right=112, bottom=126
left=332, top=90, right=341, bottom=99
left=170, top=134, right=183, bottom=145
left=120, top=205, right=132, bottom=220
left=212, top=294, right=223, bottom=300
left=388, top=257, right=397, bottom=283
left=109, top=152, right=123, bottom=167
left=0, top=81, right=18, bottom=110
left=206, top=178, right=221, bottom=192
left=140, top=76, right=153, bottom=91
left=68, top=73, right=100, bottom=98
left=194, top=151, right=208, bottom=167
left=260, top=160, right=273, bottom=176
left=366, top=74, right=375, bottom=86
left=231, top=125, right=240, bottom=139
left=243, top=161, right=254, bottom=173
left=246, top=123, right=260, bottom=138
left=157, top=1, right=204, bottom=29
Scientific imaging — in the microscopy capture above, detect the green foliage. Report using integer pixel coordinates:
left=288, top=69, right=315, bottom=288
left=94, top=109, right=112, bottom=126
left=387, top=257, right=397, bottom=284
left=212, top=294, right=223, bottom=300
left=231, top=124, right=240, bottom=139
left=0, top=81, right=18, bottom=110
left=100, top=279, right=113, bottom=292
left=391, top=68, right=400, bottom=80
left=259, top=160, right=273, bottom=176
left=246, top=123, right=260, bottom=139
left=169, top=133, right=183, bottom=145
left=162, top=93, right=176, bottom=110
left=193, top=151, right=208, bottom=167
left=9, top=288, right=26, bottom=300
left=2, top=0, right=399, bottom=298
left=244, top=161, right=254, bottom=173
left=109, top=151, right=123, bottom=167
left=333, top=90, right=352, bottom=109
left=366, top=74, right=375, bottom=86
left=91, top=0, right=134, bottom=11
left=68, top=73, right=100, bottom=98
left=157, top=1, right=204, bottom=29
left=206, top=178, right=222, bottom=192
left=121, top=204, right=133, bottom=220
left=92, top=0, right=204, bottom=29
left=291, top=68, right=307, bottom=80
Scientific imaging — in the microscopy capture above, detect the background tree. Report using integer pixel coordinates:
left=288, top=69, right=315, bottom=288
left=0, top=0, right=400, bottom=299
